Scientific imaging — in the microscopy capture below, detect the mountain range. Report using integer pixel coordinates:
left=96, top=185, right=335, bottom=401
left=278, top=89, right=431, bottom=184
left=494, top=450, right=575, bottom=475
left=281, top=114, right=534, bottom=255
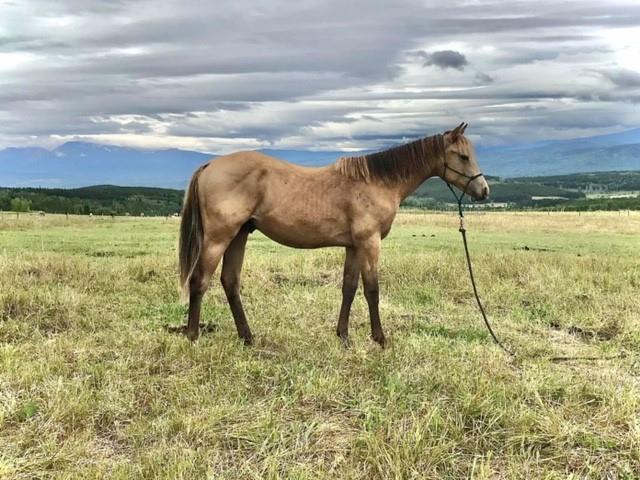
left=1, top=128, right=639, bottom=188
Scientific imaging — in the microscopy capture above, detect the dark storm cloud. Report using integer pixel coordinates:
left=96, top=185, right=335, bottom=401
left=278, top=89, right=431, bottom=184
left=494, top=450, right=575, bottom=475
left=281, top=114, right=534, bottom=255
left=474, top=72, right=495, bottom=85
left=418, top=50, right=469, bottom=70
left=1, top=0, right=639, bottom=149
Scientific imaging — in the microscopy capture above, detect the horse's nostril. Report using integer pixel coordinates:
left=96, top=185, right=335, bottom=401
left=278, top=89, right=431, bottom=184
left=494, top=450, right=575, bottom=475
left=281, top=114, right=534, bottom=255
left=483, top=186, right=490, bottom=199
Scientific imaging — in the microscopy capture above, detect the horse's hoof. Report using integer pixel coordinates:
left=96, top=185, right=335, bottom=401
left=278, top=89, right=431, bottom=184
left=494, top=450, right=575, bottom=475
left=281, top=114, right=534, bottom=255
left=373, top=334, right=386, bottom=348
left=242, top=335, right=254, bottom=346
left=340, top=336, right=351, bottom=349
left=186, top=329, right=199, bottom=342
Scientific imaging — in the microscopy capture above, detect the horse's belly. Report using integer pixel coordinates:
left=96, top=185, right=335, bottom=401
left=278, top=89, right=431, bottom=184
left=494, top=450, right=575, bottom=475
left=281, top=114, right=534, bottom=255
left=254, top=211, right=352, bottom=249
left=253, top=171, right=353, bottom=248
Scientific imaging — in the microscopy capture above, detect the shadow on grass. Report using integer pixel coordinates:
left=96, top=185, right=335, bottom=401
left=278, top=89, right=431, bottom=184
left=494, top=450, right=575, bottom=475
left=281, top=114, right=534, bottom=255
left=164, top=323, right=219, bottom=335
left=414, top=323, right=489, bottom=343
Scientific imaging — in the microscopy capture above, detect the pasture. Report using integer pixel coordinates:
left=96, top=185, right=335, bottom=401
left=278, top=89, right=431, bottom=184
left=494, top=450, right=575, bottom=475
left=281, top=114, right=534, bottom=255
left=1, top=211, right=639, bottom=479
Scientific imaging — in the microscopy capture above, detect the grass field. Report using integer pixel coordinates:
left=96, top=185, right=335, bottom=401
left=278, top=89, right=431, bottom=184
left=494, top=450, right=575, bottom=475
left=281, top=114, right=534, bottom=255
left=1, top=211, right=639, bottom=479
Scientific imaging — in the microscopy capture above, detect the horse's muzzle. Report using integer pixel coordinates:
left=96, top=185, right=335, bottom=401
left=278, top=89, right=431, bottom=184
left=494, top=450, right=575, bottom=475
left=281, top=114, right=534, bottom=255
left=470, top=179, right=490, bottom=201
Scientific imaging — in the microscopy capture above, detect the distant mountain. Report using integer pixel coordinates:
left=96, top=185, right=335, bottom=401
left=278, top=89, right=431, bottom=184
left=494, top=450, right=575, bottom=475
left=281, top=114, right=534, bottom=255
left=0, top=141, right=213, bottom=189
left=476, top=128, right=640, bottom=177
left=0, top=129, right=639, bottom=188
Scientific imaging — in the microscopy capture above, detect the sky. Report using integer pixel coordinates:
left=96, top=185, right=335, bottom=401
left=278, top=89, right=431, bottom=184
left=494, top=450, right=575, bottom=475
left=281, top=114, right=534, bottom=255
left=1, top=0, right=640, bottom=153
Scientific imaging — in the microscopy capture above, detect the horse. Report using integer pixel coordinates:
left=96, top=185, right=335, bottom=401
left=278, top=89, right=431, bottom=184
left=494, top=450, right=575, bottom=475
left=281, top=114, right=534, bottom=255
left=178, top=122, right=489, bottom=347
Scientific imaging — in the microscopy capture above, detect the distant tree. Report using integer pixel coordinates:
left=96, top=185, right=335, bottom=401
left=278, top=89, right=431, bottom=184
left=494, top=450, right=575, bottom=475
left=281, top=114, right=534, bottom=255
left=10, top=197, right=31, bottom=212
left=0, top=191, right=10, bottom=210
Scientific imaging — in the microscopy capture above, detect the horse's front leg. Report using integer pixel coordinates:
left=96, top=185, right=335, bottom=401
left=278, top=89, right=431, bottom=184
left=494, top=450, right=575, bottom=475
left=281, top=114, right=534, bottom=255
left=336, top=247, right=359, bottom=347
left=358, top=234, right=386, bottom=347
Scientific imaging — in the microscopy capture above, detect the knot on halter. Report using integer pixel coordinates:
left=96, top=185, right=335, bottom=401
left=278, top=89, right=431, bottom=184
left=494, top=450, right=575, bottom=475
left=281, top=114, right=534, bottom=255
left=444, top=162, right=484, bottom=219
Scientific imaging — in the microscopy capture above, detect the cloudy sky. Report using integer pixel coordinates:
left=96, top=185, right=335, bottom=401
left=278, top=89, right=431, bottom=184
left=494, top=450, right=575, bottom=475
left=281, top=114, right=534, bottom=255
left=1, top=0, right=640, bottom=153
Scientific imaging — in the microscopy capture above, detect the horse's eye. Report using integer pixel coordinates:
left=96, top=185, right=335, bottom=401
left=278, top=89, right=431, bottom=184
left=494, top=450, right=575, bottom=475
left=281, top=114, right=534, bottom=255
left=460, top=154, right=469, bottom=161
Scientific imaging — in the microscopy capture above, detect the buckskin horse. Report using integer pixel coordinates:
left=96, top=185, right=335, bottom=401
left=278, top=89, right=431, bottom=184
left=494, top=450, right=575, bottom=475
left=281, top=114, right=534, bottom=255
left=178, top=123, right=489, bottom=347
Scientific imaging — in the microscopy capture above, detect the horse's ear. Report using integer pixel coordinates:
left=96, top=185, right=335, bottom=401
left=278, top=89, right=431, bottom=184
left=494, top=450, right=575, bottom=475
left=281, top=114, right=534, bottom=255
left=460, top=122, right=468, bottom=134
left=445, top=122, right=465, bottom=144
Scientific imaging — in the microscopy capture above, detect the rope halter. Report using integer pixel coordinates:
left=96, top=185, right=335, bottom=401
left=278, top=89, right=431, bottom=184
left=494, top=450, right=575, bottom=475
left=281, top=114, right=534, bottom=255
left=443, top=162, right=485, bottom=221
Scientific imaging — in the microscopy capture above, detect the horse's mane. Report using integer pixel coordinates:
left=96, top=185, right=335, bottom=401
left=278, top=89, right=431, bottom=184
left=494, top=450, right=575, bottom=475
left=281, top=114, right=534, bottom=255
left=335, top=134, right=446, bottom=183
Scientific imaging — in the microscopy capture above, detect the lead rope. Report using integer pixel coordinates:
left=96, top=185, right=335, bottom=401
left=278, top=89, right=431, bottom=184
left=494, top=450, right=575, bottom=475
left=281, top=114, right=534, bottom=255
left=445, top=170, right=515, bottom=357
left=445, top=169, right=631, bottom=362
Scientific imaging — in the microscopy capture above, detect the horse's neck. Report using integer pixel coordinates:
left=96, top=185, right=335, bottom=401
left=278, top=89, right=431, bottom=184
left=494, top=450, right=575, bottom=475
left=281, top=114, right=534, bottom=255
left=394, top=154, right=442, bottom=200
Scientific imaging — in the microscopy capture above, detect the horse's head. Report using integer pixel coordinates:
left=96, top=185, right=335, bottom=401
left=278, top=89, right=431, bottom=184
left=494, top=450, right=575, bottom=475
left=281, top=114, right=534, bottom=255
left=441, top=123, right=489, bottom=201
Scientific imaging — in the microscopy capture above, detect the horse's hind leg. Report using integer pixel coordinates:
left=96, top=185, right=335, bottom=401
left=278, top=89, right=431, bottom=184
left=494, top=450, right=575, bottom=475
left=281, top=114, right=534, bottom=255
left=187, top=241, right=227, bottom=341
left=358, top=234, right=386, bottom=347
left=221, top=227, right=253, bottom=345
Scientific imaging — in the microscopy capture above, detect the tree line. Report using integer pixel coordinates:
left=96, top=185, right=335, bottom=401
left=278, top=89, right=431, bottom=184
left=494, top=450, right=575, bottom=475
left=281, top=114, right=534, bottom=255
left=0, top=185, right=184, bottom=216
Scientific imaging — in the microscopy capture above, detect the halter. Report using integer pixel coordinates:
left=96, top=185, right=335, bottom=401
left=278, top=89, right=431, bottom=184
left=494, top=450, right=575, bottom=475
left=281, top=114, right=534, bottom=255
left=443, top=162, right=484, bottom=218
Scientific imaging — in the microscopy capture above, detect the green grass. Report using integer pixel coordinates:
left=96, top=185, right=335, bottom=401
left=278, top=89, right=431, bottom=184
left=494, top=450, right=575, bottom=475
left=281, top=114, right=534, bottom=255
left=1, top=211, right=639, bottom=479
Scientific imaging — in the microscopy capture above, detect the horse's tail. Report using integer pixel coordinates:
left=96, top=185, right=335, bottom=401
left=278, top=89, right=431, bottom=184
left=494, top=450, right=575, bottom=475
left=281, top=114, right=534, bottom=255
left=179, top=163, right=208, bottom=300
